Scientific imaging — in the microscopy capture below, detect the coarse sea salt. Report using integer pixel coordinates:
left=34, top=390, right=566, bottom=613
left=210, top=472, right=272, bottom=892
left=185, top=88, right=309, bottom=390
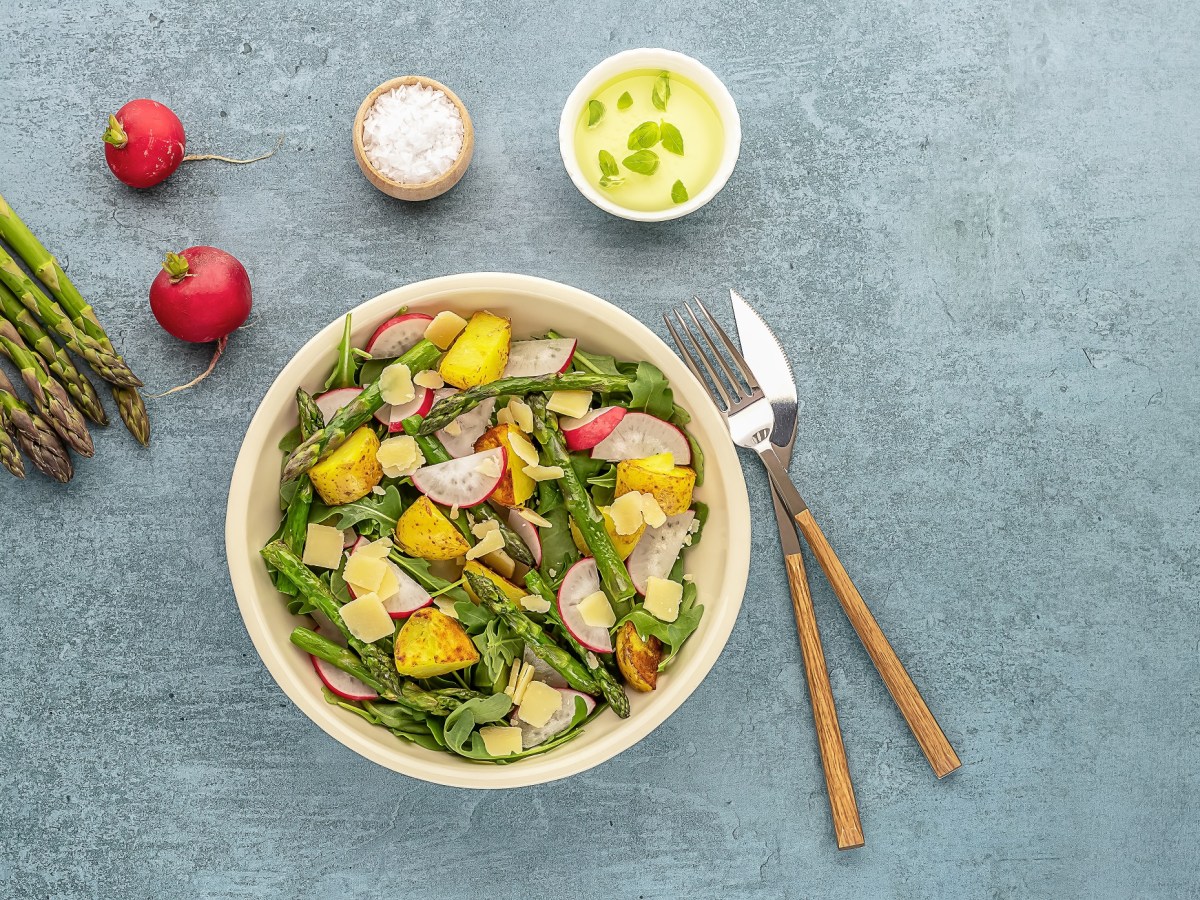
left=362, top=84, right=465, bottom=184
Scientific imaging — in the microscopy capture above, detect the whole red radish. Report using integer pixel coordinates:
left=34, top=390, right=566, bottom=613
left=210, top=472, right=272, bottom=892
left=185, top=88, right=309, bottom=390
left=149, top=247, right=251, bottom=394
left=103, top=99, right=186, bottom=188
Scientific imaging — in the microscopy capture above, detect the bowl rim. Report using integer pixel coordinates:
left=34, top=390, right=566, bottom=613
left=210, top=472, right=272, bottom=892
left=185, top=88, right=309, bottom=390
left=224, top=273, right=751, bottom=788
left=558, top=48, right=742, bottom=223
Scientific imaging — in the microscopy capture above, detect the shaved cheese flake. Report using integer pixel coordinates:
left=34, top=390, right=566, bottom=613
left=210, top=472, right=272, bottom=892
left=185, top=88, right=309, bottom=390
left=377, top=435, right=424, bottom=478
left=479, top=725, right=523, bottom=757
left=443, top=419, right=462, bottom=437
left=512, top=663, right=537, bottom=704
left=578, top=590, right=616, bottom=629
left=465, top=527, right=505, bottom=560
left=343, top=554, right=387, bottom=592
left=302, top=524, right=344, bottom=569
left=546, top=390, right=593, bottom=419
left=640, top=492, right=667, bottom=528
left=519, top=593, right=552, bottom=614
left=516, top=507, right=553, bottom=528
left=425, top=311, right=468, bottom=350
left=355, top=537, right=393, bottom=559
left=643, top=576, right=683, bottom=623
left=585, top=652, right=600, bottom=670
left=375, top=564, right=400, bottom=602
left=495, top=407, right=516, bottom=427
left=504, top=661, right=522, bottom=697
left=474, top=454, right=502, bottom=479
left=507, top=430, right=540, bottom=467
left=434, top=596, right=460, bottom=620
left=523, top=464, right=564, bottom=482
left=339, top=593, right=395, bottom=642
left=608, top=492, right=645, bottom=536
left=470, top=519, right=500, bottom=540
left=517, top=681, right=563, bottom=728
left=379, top=363, right=415, bottom=405
left=507, top=398, right=534, bottom=434
left=413, top=369, right=445, bottom=389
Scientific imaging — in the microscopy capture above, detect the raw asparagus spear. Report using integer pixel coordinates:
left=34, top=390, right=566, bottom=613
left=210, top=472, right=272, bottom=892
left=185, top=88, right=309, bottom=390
left=282, top=388, right=324, bottom=557
left=0, top=369, right=71, bottom=482
left=463, top=571, right=601, bottom=696
left=417, top=373, right=631, bottom=434
left=0, top=245, right=140, bottom=388
left=281, top=339, right=442, bottom=483
left=528, top=393, right=636, bottom=610
left=400, top=415, right=536, bottom=567
left=0, top=415, right=23, bottom=477
left=111, top=386, right=149, bottom=446
left=0, top=282, right=106, bottom=424
left=525, top=569, right=630, bottom=718
left=0, top=319, right=93, bottom=456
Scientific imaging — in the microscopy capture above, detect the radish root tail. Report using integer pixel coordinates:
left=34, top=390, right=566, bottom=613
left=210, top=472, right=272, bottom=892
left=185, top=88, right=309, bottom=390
left=148, top=337, right=227, bottom=399
left=183, top=134, right=284, bottom=165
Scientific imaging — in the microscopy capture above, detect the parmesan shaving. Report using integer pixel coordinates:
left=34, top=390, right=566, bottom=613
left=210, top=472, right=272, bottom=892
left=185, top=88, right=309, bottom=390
left=379, top=363, right=415, bottom=405
left=425, top=311, right=468, bottom=349
left=523, top=464, right=565, bottom=482
left=516, top=507, right=553, bottom=528
left=465, top=527, right=505, bottom=560
left=413, top=369, right=445, bottom=389
left=507, top=430, right=540, bottom=467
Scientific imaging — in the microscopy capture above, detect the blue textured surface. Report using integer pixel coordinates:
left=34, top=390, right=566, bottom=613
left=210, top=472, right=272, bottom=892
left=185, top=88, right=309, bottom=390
left=2, top=1, right=1198, bottom=897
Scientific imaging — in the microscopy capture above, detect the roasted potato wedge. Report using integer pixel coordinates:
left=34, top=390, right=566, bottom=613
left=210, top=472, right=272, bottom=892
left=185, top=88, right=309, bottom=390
left=307, top=426, right=383, bottom=505
left=394, top=607, right=480, bottom=677
left=438, top=310, right=511, bottom=388
left=615, top=457, right=696, bottom=516
left=615, top=621, right=662, bottom=692
left=570, top=508, right=645, bottom=560
left=394, top=496, right=470, bottom=560
left=474, top=423, right=536, bottom=507
left=462, top=559, right=527, bottom=603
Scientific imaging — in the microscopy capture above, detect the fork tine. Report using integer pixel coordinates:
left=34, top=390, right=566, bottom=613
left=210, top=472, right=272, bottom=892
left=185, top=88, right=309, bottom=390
left=671, top=308, right=734, bottom=410
left=692, top=294, right=760, bottom=391
left=662, top=313, right=712, bottom=401
left=685, top=300, right=746, bottom=402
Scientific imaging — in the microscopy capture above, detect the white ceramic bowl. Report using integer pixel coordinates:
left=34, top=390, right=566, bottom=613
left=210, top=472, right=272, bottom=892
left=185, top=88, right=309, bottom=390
left=225, top=273, right=751, bottom=788
left=559, top=49, right=742, bottom=222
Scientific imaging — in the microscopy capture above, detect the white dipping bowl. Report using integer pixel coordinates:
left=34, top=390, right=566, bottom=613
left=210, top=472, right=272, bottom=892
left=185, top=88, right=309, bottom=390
left=559, top=48, right=742, bottom=223
left=225, top=273, right=751, bottom=788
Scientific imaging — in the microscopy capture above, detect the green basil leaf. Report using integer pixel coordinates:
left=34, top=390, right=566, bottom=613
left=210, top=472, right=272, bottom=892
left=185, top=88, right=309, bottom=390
left=626, top=121, right=659, bottom=150
left=599, top=175, right=625, bottom=189
left=671, top=179, right=689, bottom=204
left=652, top=72, right=670, bottom=111
left=598, top=149, right=619, bottom=178
left=661, top=122, right=684, bottom=156
left=617, top=91, right=633, bottom=110
left=622, top=149, right=659, bottom=176
left=587, top=99, right=605, bottom=126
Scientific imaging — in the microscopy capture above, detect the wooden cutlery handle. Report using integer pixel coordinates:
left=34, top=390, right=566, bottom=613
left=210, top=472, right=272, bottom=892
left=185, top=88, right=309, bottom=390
left=785, top=551, right=864, bottom=850
left=793, top=509, right=962, bottom=779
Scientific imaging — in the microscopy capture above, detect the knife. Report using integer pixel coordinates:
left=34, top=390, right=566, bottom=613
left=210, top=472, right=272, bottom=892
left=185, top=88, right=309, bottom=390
left=731, top=289, right=864, bottom=850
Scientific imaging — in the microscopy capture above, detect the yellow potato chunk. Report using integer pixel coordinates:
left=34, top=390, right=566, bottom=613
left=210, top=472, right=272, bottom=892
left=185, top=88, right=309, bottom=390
left=474, top=424, right=536, bottom=507
left=308, top=427, right=383, bottom=505
left=438, top=311, right=511, bottom=388
left=462, top=559, right=527, bottom=603
left=616, top=621, right=662, bottom=692
left=393, top=607, right=480, bottom=677
left=394, top=496, right=470, bottom=560
left=615, top=457, right=696, bottom=516
left=570, top=508, right=645, bottom=560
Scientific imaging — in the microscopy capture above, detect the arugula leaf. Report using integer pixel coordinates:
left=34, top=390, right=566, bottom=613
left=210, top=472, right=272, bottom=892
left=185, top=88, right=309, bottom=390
left=587, top=99, right=605, bottom=126
left=454, top=696, right=592, bottom=761
left=627, top=361, right=676, bottom=419
left=536, top=504, right=581, bottom=587
left=617, top=91, right=633, bottom=110
left=472, top=619, right=523, bottom=693
left=309, top=484, right=403, bottom=538
left=627, top=121, right=659, bottom=150
left=670, top=411, right=704, bottom=485
left=615, top=583, right=704, bottom=669
left=454, top=599, right=495, bottom=633
left=598, top=149, right=619, bottom=178
left=570, top=347, right=622, bottom=377
left=622, top=149, right=659, bottom=176
left=587, top=463, right=618, bottom=508
left=671, top=179, right=689, bottom=204
left=359, top=356, right=394, bottom=386
left=278, top=425, right=303, bottom=457
left=652, top=72, right=671, bottom=111
left=444, top=692, right=514, bottom=757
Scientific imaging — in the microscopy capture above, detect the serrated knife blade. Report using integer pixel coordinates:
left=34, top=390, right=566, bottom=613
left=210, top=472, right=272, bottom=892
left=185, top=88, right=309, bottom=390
left=730, top=289, right=797, bottom=459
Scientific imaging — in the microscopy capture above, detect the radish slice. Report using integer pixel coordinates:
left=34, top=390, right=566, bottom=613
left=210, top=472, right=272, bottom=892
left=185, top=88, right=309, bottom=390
left=366, top=313, right=434, bottom=358
left=507, top=508, right=543, bottom=566
left=375, top=386, right=435, bottom=433
left=309, top=624, right=378, bottom=701
left=590, top=411, right=692, bottom=464
left=522, top=645, right=568, bottom=688
left=511, top=688, right=595, bottom=749
left=561, top=405, right=627, bottom=451
left=627, top=510, right=696, bottom=595
left=346, top=559, right=433, bottom=619
left=314, top=387, right=363, bottom=425
left=432, top=388, right=496, bottom=457
left=342, top=528, right=359, bottom=549
left=411, top=447, right=507, bottom=507
left=502, top=338, right=577, bottom=378
left=557, top=558, right=613, bottom=653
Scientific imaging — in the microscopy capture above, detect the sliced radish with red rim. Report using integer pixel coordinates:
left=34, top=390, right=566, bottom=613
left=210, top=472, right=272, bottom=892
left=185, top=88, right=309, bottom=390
left=557, top=558, right=613, bottom=653
left=627, top=509, right=696, bottom=595
left=561, top=405, right=627, bottom=451
left=411, top=446, right=507, bottom=507
left=309, top=624, right=378, bottom=701
left=314, top=387, right=363, bottom=425
left=502, top=338, right=577, bottom=378
left=510, top=688, right=596, bottom=749
left=346, top=558, right=433, bottom=619
left=590, top=411, right=691, bottom=465
left=366, top=313, right=433, bottom=358
left=506, top=508, right=543, bottom=566
left=373, top=385, right=435, bottom=433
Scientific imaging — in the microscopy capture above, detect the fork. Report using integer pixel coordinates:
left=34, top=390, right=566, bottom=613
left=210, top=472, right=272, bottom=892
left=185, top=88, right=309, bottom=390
left=664, top=297, right=962, bottom=780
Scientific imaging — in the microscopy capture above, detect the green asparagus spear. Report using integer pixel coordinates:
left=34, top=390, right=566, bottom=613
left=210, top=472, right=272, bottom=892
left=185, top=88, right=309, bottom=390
left=282, top=388, right=324, bottom=557
left=400, top=415, right=536, bottom=567
left=0, top=283, right=106, bottom=425
left=281, top=339, right=442, bottom=483
left=0, top=414, right=23, bottom=478
left=525, top=569, right=630, bottom=718
left=0, top=369, right=71, bottom=482
left=528, top=393, right=636, bottom=611
left=111, top=386, right=149, bottom=446
left=0, top=319, right=93, bottom=457
left=464, top=571, right=601, bottom=696
left=417, top=373, right=631, bottom=434
left=0, top=244, right=140, bottom=388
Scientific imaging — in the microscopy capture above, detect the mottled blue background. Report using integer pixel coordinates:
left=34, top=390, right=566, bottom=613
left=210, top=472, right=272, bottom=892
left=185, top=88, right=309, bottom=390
left=2, top=1, right=1197, bottom=897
